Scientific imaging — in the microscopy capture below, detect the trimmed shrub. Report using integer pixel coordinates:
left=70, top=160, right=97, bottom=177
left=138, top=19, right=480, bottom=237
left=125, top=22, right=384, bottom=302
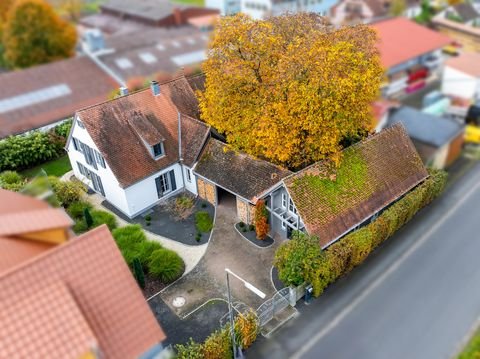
left=148, top=248, right=185, bottom=283
left=54, top=119, right=73, bottom=138
left=91, top=210, right=117, bottom=231
left=0, top=170, right=25, bottom=191
left=66, top=200, right=93, bottom=220
left=133, top=257, right=145, bottom=289
left=175, top=338, right=204, bottom=359
left=239, top=221, right=245, bottom=228
left=248, top=224, right=254, bottom=232
left=50, top=178, right=86, bottom=207
left=274, top=169, right=447, bottom=297
left=136, top=240, right=162, bottom=267
left=203, top=327, right=232, bottom=359
left=72, top=220, right=88, bottom=234
left=84, top=207, right=93, bottom=228
left=195, top=211, right=213, bottom=232
left=112, top=225, right=146, bottom=249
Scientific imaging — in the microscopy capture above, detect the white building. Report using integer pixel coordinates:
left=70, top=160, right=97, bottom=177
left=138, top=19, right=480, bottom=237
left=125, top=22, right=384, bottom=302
left=206, top=0, right=241, bottom=15
left=66, top=76, right=210, bottom=218
left=442, top=52, right=480, bottom=101
left=241, top=0, right=337, bottom=20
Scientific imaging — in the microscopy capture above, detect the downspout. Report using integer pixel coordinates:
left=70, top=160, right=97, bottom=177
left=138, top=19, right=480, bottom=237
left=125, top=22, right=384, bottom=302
left=178, top=112, right=186, bottom=188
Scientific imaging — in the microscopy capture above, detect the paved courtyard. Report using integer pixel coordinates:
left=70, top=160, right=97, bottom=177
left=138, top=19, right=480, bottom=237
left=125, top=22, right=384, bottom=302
left=157, top=194, right=283, bottom=318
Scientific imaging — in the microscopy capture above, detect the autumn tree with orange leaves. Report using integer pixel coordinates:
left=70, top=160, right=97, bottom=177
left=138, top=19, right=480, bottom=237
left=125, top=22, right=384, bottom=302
left=2, top=0, right=77, bottom=69
left=199, top=13, right=383, bottom=170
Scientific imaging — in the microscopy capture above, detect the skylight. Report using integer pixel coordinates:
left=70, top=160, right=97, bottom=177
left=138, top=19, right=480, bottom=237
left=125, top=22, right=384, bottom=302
left=171, top=50, right=206, bottom=66
left=115, top=58, right=133, bottom=69
left=156, top=44, right=166, bottom=51
left=0, top=84, right=72, bottom=114
left=186, top=38, right=196, bottom=45
left=139, top=52, right=157, bottom=64
left=171, top=40, right=181, bottom=48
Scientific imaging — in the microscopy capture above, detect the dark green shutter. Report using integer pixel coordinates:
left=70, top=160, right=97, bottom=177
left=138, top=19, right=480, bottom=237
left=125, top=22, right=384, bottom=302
left=155, top=176, right=163, bottom=198
left=169, top=170, right=177, bottom=191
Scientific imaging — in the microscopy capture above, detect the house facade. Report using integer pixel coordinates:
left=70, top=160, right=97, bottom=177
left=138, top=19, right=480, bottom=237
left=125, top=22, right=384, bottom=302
left=371, top=18, right=451, bottom=99
left=442, top=52, right=480, bottom=101
left=67, top=76, right=209, bottom=218
left=240, top=0, right=337, bottom=20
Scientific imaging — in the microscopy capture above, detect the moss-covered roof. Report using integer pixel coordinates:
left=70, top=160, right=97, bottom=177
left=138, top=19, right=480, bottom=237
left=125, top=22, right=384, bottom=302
left=284, top=123, right=428, bottom=248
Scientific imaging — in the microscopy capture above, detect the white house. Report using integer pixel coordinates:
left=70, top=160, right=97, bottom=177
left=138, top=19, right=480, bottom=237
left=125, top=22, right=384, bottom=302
left=442, top=52, right=480, bottom=101
left=241, top=0, right=337, bottom=20
left=206, top=0, right=241, bottom=15
left=66, top=76, right=210, bottom=218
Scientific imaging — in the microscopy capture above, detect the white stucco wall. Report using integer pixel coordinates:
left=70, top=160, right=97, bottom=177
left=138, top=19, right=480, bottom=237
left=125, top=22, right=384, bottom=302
left=123, top=163, right=184, bottom=218
left=431, top=143, right=450, bottom=169
left=442, top=66, right=478, bottom=100
left=67, top=116, right=130, bottom=215
left=183, top=165, right=198, bottom=195
left=206, top=0, right=241, bottom=15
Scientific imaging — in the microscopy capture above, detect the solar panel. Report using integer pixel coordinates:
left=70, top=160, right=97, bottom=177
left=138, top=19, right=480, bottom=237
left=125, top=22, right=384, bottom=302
left=156, top=44, right=166, bottom=51
left=115, top=58, right=133, bottom=69
left=171, top=50, right=206, bottom=66
left=0, top=84, right=72, bottom=114
left=139, top=52, right=157, bottom=64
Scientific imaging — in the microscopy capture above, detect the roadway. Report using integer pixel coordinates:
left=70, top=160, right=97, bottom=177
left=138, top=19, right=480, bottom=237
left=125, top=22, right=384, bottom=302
left=249, top=160, right=480, bottom=359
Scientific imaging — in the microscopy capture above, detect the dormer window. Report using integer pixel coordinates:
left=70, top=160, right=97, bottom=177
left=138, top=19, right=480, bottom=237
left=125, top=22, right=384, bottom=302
left=152, top=142, right=164, bottom=158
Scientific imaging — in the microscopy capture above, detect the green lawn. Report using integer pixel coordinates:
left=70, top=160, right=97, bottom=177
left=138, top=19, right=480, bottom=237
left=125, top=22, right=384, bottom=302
left=458, top=329, right=480, bottom=359
left=21, top=155, right=72, bottom=178
left=171, top=0, right=205, bottom=6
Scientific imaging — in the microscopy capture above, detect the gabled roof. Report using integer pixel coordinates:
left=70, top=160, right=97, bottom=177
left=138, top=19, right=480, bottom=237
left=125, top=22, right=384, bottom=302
left=0, top=56, right=118, bottom=139
left=452, top=2, right=479, bottom=22
left=76, top=76, right=209, bottom=187
left=0, top=225, right=165, bottom=358
left=371, top=17, right=451, bottom=68
left=388, top=106, right=465, bottom=148
left=194, top=138, right=292, bottom=202
left=445, top=52, right=480, bottom=77
left=284, top=123, right=428, bottom=248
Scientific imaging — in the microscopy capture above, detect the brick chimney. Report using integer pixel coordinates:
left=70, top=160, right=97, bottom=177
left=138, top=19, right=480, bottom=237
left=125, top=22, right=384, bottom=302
left=173, top=7, right=182, bottom=26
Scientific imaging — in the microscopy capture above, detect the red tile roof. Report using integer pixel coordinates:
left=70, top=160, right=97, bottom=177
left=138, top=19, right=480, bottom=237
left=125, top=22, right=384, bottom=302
left=76, top=76, right=209, bottom=187
left=0, top=56, right=118, bottom=138
left=285, top=123, right=428, bottom=248
left=371, top=17, right=451, bottom=68
left=445, top=52, right=480, bottom=77
left=0, top=225, right=166, bottom=358
left=0, top=208, right=73, bottom=237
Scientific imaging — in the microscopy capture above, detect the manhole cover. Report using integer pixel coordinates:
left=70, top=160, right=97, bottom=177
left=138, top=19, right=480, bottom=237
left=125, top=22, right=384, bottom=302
left=172, top=296, right=186, bottom=308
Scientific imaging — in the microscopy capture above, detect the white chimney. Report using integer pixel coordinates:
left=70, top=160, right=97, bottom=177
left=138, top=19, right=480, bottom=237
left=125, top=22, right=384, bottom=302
left=150, top=80, right=160, bottom=96
left=119, top=87, right=129, bottom=96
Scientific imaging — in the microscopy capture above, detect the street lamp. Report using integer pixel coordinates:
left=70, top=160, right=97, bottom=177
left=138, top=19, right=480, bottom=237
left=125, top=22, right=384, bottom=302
left=225, top=268, right=266, bottom=359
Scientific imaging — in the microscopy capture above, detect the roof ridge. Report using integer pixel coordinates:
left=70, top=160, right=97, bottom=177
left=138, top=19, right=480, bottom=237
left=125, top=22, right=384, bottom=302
left=76, top=74, right=188, bottom=114
left=0, top=225, right=110, bottom=281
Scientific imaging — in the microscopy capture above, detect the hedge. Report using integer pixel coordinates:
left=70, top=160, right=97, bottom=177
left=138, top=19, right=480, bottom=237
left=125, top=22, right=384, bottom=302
left=175, top=310, right=259, bottom=359
left=0, top=120, right=71, bottom=172
left=274, top=168, right=447, bottom=297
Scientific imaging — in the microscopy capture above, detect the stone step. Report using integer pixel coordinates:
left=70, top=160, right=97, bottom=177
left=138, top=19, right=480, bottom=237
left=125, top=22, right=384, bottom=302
left=260, top=306, right=298, bottom=338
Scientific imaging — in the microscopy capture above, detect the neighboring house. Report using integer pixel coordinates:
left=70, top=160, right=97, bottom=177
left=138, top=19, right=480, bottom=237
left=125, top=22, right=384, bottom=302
left=66, top=76, right=210, bottom=218
left=82, top=27, right=211, bottom=84
left=388, top=106, right=465, bottom=169
left=442, top=52, right=480, bottom=101
left=433, top=3, right=480, bottom=52
left=240, top=0, right=338, bottom=20
left=329, top=0, right=420, bottom=25
left=0, top=189, right=167, bottom=358
left=371, top=17, right=451, bottom=99
left=206, top=0, right=241, bottom=15
left=0, top=56, right=118, bottom=139
left=195, top=124, right=428, bottom=245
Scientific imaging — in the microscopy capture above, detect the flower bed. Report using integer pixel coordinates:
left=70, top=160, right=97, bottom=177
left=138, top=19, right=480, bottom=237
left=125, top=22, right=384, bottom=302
left=234, top=222, right=274, bottom=248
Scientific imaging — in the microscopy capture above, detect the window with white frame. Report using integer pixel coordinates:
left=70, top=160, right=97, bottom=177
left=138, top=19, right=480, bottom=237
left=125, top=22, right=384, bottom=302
left=77, top=119, right=85, bottom=129
left=289, top=198, right=297, bottom=215
left=155, top=170, right=177, bottom=198
left=281, top=220, right=286, bottom=229
left=152, top=142, right=164, bottom=158
left=281, top=193, right=287, bottom=208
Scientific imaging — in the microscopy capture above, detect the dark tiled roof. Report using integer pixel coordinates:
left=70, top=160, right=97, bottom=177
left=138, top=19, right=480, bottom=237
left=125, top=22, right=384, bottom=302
left=388, top=106, right=465, bottom=148
left=453, top=2, right=479, bottom=22
left=194, top=138, right=292, bottom=202
left=77, top=76, right=208, bottom=187
left=285, top=123, right=428, bottom=248
left=187, top=73, right=206, bottom=93
left=0, top=56, right=118, bottom=138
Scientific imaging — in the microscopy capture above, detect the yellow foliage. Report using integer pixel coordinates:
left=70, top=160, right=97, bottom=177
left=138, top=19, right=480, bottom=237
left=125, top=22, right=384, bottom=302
left=199, top=13, right=383, bottom=169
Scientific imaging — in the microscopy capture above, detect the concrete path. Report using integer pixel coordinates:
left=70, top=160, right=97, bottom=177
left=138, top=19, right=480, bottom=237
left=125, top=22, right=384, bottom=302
left=156, top=195, right=282, bottom=318
left=249, top=160, right=480, bottom=359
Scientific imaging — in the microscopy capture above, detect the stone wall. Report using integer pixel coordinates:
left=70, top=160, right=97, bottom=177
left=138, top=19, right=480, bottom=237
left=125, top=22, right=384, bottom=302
left=237, top=198, right=256, bottom=224
left=197, top=178, right=216, bottom=205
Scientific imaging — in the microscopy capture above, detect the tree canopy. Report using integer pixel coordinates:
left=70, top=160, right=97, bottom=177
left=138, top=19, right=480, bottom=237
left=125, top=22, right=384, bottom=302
left=2, top=0, right=77, bottom=69
left=389, top=0, right=407, bottom=16
left=199, top=13, right=383, bottom=169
